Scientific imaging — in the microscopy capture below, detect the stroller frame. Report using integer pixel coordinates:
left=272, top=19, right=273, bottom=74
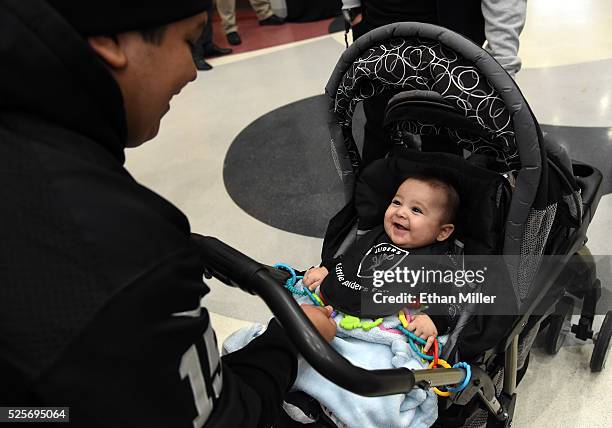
left=321, top=22, right=609, bottom=427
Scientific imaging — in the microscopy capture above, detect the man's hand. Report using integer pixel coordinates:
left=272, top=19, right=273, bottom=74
left=351, top=13, right=362, bottom=26
left=407, top=314, right=438, bottom=353
left=301, top=304, right=336, bottom=342
left=303, top=266, right=329, bottom=290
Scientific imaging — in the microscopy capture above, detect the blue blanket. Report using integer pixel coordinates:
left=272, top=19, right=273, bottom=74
left=223, top=281, right=442, bottom=428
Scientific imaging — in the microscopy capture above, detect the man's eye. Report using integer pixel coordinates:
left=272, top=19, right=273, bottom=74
left=411, top=207, right=422, bottom=214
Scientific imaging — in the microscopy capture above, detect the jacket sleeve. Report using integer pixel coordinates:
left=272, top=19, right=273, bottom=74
left=320, top=254, right=341, bottom=272
left=29, top=250, right=297, bottom=428
left=481, top=0, right=528, bottom=76
left=217, top=319, right=298, bottom=427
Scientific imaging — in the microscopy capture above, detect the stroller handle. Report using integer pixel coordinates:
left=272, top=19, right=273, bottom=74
left=193, top=235, right=419, bottom=396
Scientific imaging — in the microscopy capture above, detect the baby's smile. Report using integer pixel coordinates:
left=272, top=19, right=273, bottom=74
left=393, top=222, right=409, bottom=231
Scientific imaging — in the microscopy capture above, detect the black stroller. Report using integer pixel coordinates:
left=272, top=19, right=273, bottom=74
left=197, top=22, right=611, bottom=428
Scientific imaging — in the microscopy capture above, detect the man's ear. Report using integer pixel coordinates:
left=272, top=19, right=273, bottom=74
left=436, top=224, right=455, bottom=242
left=87, top=35, right=128, bottom=69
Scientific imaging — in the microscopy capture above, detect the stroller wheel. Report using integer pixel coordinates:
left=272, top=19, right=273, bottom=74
left=590, top=310, right=612, bottom=372
left=545, top=296, right=574, bottom=355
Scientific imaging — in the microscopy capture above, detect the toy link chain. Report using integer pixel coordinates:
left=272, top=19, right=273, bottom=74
left=273, top=263, right=472, bottom=396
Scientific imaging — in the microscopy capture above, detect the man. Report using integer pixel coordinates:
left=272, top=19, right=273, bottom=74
left=217, top=0, right=285, bottom=46
left=0, top=1, right=336, bottom=427
left=341, top=0, right=527, bottom=164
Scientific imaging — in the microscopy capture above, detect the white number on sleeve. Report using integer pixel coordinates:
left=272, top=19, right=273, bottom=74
left=179, top=324, right=222, bottom=428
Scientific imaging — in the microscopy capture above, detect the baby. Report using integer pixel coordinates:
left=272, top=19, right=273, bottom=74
left=224, top=174, right=462, bottom=427
left=304, top=174, right=460, bottom=352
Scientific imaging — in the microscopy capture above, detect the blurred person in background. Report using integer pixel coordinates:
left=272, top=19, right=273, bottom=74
left=217, top=0, right=285, bottom=45
left=192, top=1, right=233, bottom=71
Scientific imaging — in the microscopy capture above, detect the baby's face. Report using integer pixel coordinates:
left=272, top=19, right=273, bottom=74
left=383, top=179, right=454, bottom=248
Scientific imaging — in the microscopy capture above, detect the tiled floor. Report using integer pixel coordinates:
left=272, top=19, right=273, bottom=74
left=126, top=1, right=612, bottom=426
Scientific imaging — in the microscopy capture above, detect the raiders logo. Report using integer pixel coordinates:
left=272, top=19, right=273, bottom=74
left=357, top=243, right=409, bottom=278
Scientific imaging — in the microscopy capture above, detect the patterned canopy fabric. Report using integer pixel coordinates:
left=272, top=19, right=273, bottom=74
left=333, top=37, right=519, bottom=169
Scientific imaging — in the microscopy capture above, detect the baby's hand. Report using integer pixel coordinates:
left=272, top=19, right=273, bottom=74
left=408, top=314, right=438, bottom=353
left=303, top=266, right=329, bottom=290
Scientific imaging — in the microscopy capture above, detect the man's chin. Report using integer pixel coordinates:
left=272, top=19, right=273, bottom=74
left=126, top=137, right=148, bottom=148
left=127, top=123, right=161, bottom=148
left=147, top=123, right=161, bottom=141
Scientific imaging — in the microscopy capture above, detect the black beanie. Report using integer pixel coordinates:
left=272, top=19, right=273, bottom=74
left=45, top=0, right=211, bottom=36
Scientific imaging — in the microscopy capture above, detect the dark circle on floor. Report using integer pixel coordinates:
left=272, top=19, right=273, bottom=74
left=223, top=93, right=612, bottom=239
left=223, top=94, right=349, bottom=238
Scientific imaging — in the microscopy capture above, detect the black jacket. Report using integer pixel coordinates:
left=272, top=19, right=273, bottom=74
left=0, top=1, right=297, bottom=426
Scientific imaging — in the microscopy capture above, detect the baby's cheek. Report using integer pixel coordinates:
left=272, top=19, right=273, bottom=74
left=383, top=218, right=392, bottom=234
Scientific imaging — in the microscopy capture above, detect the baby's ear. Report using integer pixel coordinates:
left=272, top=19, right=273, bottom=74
left=436, top=224, right=455, bottom=241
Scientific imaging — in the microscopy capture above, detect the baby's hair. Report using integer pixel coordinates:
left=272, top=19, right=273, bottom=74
left=400, top=174, right=460, bottom=224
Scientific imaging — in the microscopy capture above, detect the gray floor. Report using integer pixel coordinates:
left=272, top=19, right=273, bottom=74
left=516, top=59, right=612, bottom=128
left=125, top=2, right=612, bottom=425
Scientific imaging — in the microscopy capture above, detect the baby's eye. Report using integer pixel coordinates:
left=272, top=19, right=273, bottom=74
left=392, top=200, right=401, bottom=206
left=411, top=207, right=422, bottom=214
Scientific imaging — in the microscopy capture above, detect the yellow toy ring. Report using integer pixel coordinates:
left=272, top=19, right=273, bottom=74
left=428, top=359, right=452, bottom=396
left=398, top=311, right=409, bottom=328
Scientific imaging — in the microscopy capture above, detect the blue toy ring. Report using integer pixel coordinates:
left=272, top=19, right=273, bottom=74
left=446, top=362, right=471, bottom=393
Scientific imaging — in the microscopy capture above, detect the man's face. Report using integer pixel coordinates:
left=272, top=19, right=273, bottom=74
left=99, top=12, right=206, bottom=147
left=383, top=178, right=453, bottom=249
